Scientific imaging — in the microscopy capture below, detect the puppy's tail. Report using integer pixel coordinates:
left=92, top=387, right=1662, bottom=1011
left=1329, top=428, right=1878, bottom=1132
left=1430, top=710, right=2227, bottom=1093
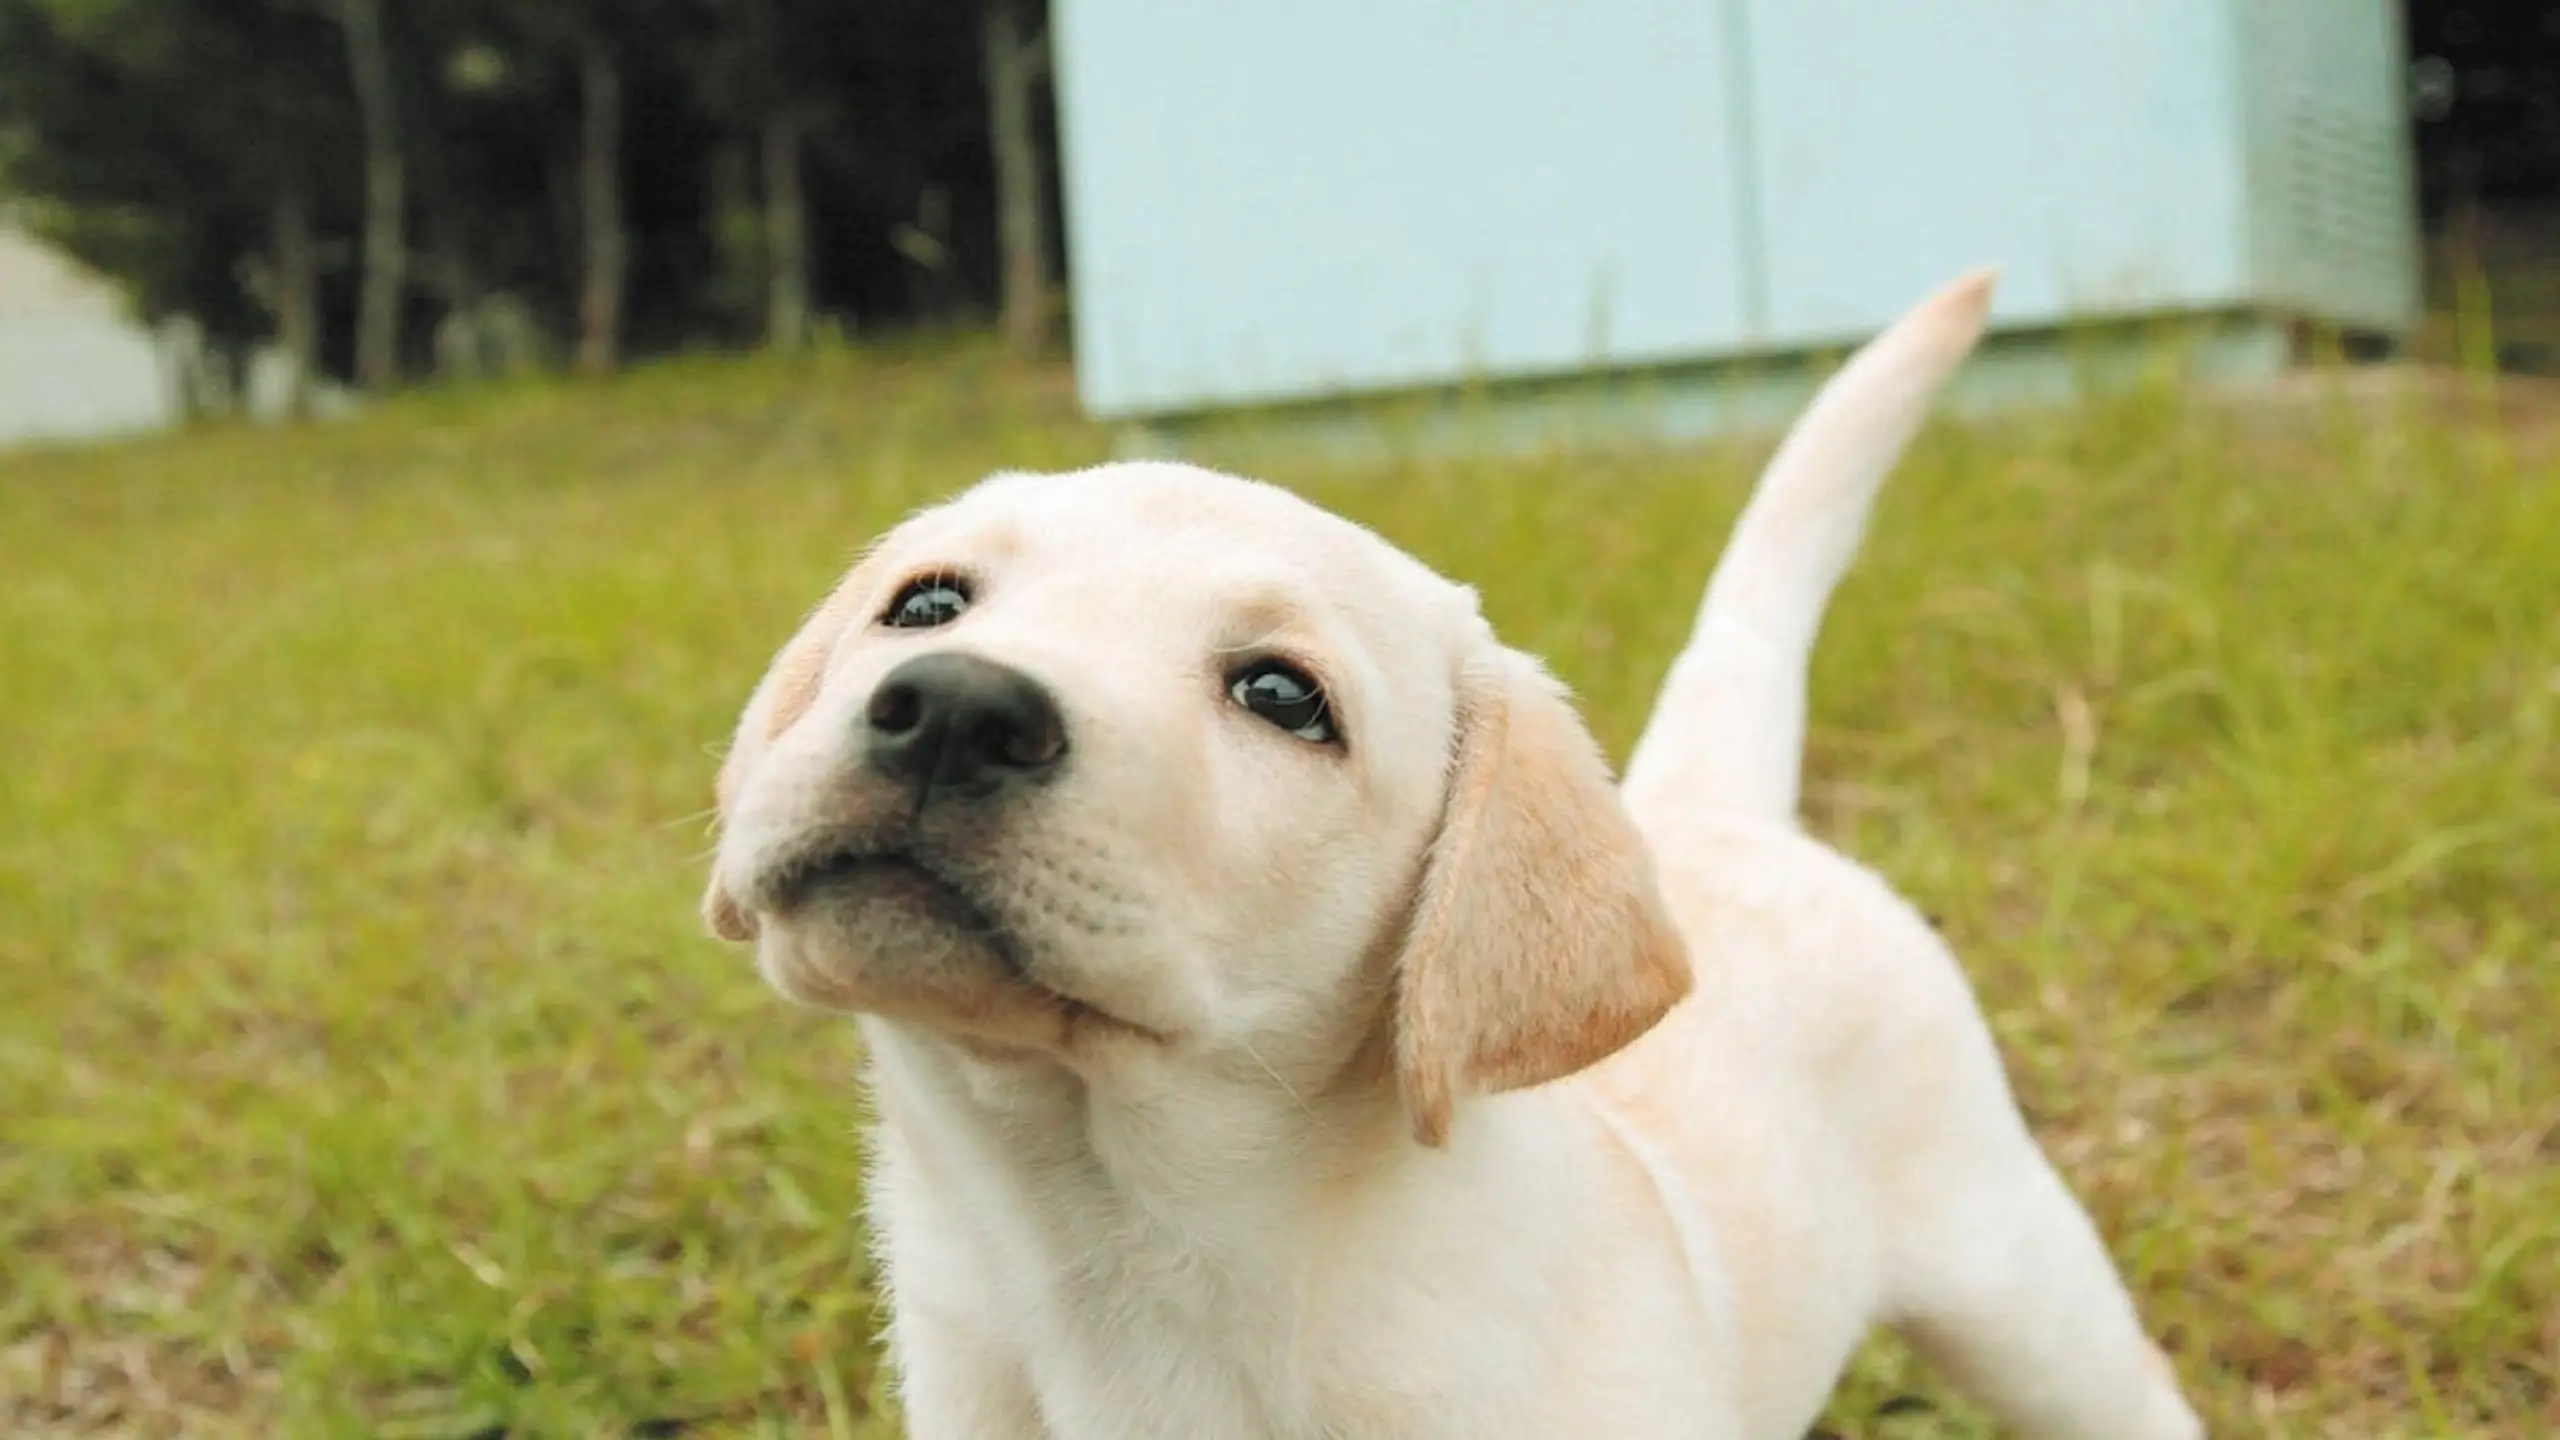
left=1620, top=268, right=1996, bottom=827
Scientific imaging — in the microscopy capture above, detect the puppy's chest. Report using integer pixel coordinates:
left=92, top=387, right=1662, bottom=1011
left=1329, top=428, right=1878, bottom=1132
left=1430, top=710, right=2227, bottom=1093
left=1005, top=1196, right=1341, bottom=1425
left=915, top=1169, right=1475, bottom=1437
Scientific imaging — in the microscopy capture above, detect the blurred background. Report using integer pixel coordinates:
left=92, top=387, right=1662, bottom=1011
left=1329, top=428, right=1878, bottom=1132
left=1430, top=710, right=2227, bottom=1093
left=0, top=0, right=2553, bottom=445
left=3, top=4, right=2556, bottom=1438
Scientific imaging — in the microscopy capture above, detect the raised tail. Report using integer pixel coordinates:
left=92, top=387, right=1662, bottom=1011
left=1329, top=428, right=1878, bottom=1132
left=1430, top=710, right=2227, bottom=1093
left=1620, top=268, right=1997, bottom=828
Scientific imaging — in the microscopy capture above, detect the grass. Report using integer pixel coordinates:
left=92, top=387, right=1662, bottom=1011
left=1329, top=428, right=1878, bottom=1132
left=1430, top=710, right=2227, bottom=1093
left=1, top=336, right=2554, bottom=1438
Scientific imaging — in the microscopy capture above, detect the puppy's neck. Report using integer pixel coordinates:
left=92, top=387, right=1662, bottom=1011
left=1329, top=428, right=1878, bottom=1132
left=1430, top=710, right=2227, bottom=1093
left=860, top=1012, right=1415, bottom=1251
left=883, top=1015, right=1396, bottom=1148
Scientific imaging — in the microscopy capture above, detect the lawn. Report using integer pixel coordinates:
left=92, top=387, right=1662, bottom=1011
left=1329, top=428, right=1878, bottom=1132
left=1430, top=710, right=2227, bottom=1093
left=2, top=339, right=2554, bottom=1438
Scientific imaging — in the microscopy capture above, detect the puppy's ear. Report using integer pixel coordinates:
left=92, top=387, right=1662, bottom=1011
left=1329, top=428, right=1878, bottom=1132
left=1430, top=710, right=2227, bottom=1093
left=699, top=574, right=874, bottom=945
left=1394, top=648, right=1692, bottom=1147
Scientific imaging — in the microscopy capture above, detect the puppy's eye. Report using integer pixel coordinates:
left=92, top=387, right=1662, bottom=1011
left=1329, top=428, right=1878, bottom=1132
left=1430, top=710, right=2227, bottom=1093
left=883, top=575, right=971, bottom=629
left=1229, top=661, right=1337, bottom=745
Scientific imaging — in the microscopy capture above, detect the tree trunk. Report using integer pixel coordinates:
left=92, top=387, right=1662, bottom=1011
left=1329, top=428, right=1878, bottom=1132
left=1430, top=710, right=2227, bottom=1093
left=271, top=180, right=318, bottom=419
left=761, top=110, right=811, bottom=351
left=575, top=40, right=626, bottom=376
left=156, top=317, right=212, bottom=423
left=428, top=216, right=489, bottom=382
left=705, top=139, right=759, bottom=327
left=337, top=0, right=404, bottom=390
left=983, top=0, right=1054, bottom=358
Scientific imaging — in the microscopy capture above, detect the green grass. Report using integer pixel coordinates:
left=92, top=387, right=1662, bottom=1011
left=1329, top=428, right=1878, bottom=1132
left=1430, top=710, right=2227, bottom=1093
left=2, top=340, right=2554, bottom=1438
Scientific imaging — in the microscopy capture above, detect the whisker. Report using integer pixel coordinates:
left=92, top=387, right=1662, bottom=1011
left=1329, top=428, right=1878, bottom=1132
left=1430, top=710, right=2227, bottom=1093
left=656, top=805, right=721, bottom=835
left=1241, top=1040, right=1324, bottom=1128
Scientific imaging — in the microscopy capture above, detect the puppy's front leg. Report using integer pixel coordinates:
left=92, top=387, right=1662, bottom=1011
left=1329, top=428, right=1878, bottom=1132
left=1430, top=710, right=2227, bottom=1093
left=886, top=1302, right=1049, bottom=1440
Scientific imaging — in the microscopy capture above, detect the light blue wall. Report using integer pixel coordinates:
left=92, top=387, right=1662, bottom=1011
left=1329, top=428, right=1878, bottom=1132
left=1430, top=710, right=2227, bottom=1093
left=2234, top=0, right=2423, bottom=333
left=1739, top=0, right=2254, bottom=346
left=1052, top=0, right=1756, bottom=419
left=1053, top=0, right=2417, bottom=423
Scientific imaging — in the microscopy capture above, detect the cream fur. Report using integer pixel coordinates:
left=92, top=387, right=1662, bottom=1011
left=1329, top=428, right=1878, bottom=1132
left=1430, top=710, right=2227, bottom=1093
left=700, top=270, right=2204, bottom=1439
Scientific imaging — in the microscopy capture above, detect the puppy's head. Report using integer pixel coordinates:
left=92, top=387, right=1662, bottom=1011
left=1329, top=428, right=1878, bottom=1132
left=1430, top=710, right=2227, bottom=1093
left=703, top=462, right=1687, bottom=1143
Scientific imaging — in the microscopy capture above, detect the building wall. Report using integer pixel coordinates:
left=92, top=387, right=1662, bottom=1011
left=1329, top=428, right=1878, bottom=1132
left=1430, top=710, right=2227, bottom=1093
left=0, top=224, right=180, bottom=449
left=1735, top=0, right=2254, bottom=347
left=2235, top=0, right=2424, bottom=333
left=1053, top=0, right=1759, bottom=419
left=1053, top=0, right=2420, bottom=425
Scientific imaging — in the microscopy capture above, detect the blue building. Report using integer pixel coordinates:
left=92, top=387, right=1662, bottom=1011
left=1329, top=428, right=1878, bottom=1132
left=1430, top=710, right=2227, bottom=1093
left=1050, top=0, right=2419, bottom=444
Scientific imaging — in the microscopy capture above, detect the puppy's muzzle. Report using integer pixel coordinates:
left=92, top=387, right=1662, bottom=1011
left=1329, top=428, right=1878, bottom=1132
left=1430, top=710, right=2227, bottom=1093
left=865, top=652, right=1067, bottom=807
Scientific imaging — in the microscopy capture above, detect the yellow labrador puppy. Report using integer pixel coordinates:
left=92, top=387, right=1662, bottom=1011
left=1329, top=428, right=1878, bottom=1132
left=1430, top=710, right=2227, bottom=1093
left=700, top=272, right=2203, bottom=1439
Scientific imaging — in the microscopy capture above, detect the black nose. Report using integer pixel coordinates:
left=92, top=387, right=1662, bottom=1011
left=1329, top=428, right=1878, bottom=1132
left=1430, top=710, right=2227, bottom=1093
left=863, top=652, right=1067, bottom=802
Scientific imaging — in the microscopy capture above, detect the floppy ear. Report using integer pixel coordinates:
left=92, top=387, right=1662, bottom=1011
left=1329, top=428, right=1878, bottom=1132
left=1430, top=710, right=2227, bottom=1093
left=1394, top=647, right=1693, bottom=1147
left=699, top=574, right=875, bottom=944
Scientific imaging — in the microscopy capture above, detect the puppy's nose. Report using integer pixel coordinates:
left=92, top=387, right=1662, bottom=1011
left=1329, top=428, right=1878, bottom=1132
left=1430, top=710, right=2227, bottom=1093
left=864, top=653, right=1067, bottom=801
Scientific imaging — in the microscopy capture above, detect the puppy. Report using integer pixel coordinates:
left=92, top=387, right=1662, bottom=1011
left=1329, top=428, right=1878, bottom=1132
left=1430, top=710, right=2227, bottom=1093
left=700, top=271, right=2204, bottom=1439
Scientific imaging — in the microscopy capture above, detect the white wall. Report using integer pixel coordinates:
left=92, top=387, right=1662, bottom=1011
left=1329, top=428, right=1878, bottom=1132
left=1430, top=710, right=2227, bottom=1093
left=0, top=224, right=182, bottom=449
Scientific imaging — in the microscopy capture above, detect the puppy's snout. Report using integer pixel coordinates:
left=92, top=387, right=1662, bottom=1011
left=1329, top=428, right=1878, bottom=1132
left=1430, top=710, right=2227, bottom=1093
left=865, top=652, right=1067, bottom=802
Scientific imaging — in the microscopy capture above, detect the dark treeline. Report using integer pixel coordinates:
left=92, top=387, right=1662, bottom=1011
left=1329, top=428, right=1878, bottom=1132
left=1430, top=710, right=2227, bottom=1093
left=0, top=0, right=1060, bottom=412
left=2363, top=2, right=2558, bottom=366
left=0, top=0, right=2551, bottom=415
left=2408, top=0, right=2560, bottom=217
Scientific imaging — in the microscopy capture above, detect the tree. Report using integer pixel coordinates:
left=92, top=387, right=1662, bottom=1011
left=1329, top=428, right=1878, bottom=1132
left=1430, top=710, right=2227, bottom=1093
left=1, top=0, right=1070, bottom=392
left=458, top=0, right=686, bottom=374
left=570, top=28, right=624, bottom=373
left=760, top=101, right=812, bottom=348
left=331, top=0, right=407, bottom=389
left=684, top=0, right=856, bottom=351
left=267, top=171, right=319, bottom=415
left=0, top=0, right=357, bottom=410
left=2406, top=0, right=2560, bottom=219
left=981, top=0, right=1055, bottom=358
